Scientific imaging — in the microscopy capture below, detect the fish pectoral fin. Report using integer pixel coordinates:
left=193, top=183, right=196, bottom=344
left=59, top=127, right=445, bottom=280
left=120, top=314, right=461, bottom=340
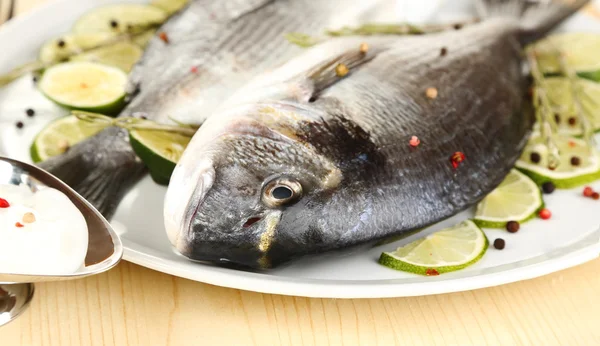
left=306, top=43, right=379, bottom=99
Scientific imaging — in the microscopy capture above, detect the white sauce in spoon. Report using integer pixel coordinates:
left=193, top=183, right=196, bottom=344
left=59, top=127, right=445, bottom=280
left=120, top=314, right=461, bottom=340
left=0, top=184, right=88, bottom=275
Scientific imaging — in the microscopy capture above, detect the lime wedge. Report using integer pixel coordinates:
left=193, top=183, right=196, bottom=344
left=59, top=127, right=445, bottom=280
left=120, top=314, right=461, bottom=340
left=151, top=0, right=189, bottom=15
left=473, top=170, right=543, bottom=228
left=515, top=134, right=600, bottom=188
left=39, top=33, right=112, bottom=64
left=378, top=220, right=488, bottom=275
left=30, top=115, right=106, bottom=162
left=69, top=41, right=143, bottom=72
left=72, top=4, right=167, bottom=34
left=129, top=130, right=192, bottom=185
left=535, top=33, right=600, bottom=81
left=539, top=77, right=600, bottom=136
left=38, top=61, right=128, bottom=115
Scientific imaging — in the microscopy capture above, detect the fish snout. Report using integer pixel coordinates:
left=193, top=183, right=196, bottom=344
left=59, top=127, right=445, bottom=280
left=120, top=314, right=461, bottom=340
left=182, top=211, right=283, bottom=269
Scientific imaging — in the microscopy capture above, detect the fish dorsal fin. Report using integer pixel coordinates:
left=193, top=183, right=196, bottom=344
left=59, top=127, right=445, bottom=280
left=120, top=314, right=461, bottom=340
left=306, top=42, right=381, bottom=100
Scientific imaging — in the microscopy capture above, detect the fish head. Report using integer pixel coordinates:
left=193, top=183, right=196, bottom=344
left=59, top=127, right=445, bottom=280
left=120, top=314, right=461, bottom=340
left=164, top=102, right=343, bottom=269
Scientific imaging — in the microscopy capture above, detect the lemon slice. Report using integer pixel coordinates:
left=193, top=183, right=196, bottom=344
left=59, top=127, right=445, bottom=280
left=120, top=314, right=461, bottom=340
left=38, top=61, right=128, bottom=115
left=473, top=170, right=543, bottom=228
left=130, top=130, right=192, bottom=185
left=379, top=220, right=488, bottom=275
left=151, top=0, right=189, bottom=15
left=30, top=115, right=106, bottom=162
left=535, top=33, right=600, bottom=81
left=69, top=41, right=143, bottom=72
left=538, top=77, right=600, bottom=136
left=72, top=4, right=167, bottom=34
left=515, top=134, right=600, bottom=188
left=39, top=33, right=112, bottom=64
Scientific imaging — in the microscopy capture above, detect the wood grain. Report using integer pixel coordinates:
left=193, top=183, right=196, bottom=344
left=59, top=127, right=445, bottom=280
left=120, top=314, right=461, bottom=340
left=2, top=1, right=600, bottom=345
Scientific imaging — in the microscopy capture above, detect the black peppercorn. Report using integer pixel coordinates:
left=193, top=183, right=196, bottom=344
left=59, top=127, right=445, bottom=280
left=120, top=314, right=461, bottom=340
left=493, top=238, right=505, bottom=250
left=506, top=221, right=520, bottom=233
left=542, top=182, right=555, bottom=194
left=530, top=152, right=541, bottom=164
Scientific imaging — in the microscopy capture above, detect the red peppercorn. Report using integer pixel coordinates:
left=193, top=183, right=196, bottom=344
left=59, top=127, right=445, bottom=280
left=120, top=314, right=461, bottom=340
left=583, top=186, right=594, bottom=197
left=0, top=198, right=9, bottom=208
left=450, top=151, right=465, bottom=169
left=159, top=32, right=170, bottom=44
left=425, top=268, right=440, bottom=276
left=539, top=208, right=552, bottom=220
left=593, top=192, right=600, bottom=200
left=409, top=136, right=420, bottom=147
left=15, top=222, right=24, bottom=228
left=190, top=66, right=198, bottom=73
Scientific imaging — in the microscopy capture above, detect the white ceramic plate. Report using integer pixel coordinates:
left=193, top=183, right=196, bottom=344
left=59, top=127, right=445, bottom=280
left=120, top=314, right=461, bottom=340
left=1, top=0, right=600, bottom=298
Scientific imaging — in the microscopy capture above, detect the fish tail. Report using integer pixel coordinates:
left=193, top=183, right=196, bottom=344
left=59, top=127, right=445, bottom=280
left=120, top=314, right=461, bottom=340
left=38, top=127, right=146, bottom=219
left=475, top=0, right=591, bottom=44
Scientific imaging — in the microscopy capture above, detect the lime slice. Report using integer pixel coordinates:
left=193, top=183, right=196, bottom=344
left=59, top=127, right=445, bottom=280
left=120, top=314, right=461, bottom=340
left=30, top=115, right=105, bottom=162
left=38, top=61, right=127, bottom=115
left=473, top=170, right=543, bottom=228
left=72, top=4, right=167, bottom=34
left=131, top=30, right=157, bottom=48
left=378, top=220, right=488, bottom=275
left=39, top=33, right=112, bottom=64
left=69, top=41, right=143, bottom=72
left=535, top=33, right=600, bottom=81
left=538, top=77, right=600, bottom=136
left=515, top=134, right=600, bottom=188
left=151, top=0, right=189, bottom=15
left=129, top=130, right=192, bottom=185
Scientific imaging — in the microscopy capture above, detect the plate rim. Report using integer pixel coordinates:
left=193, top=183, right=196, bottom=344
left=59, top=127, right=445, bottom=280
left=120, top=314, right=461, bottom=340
left=120, top=230, right=600, bottom=298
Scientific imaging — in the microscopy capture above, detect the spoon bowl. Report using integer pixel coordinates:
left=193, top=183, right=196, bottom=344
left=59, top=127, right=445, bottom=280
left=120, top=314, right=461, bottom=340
left=0, top=156, right=122, bottom=325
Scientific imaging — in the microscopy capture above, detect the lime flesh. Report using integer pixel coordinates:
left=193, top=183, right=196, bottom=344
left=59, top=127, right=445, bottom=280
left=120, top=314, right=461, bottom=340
left=38, top=61, right=128, bottom=115
left=473, top=170, right=544, bottom=228
left=515, top=134, right=600, bottom=188
left=379, top=220, right=488, bottom=275
left=72, top=4, right=167, bottom=34
left=69, top=41, right=143, bottom=72
left=30, top=115, right=105, bottom=162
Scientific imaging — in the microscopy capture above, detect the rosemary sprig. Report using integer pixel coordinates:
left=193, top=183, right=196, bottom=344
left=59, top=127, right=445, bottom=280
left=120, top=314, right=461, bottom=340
left=285, top=19, right=479, bottom=48
left=73, top=110, right=198, bottom=136
left=526, top=46, right=560, bottom=169
left=553, top=42, right=596, bottom=149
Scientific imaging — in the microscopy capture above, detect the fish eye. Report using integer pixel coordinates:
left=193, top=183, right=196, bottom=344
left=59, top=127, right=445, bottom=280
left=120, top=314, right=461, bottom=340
left=262, top=176, right=302, bottom=208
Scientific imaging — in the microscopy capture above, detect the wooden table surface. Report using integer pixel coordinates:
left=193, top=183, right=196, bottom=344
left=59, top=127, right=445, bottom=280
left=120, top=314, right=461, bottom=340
left=2, top=1, right=600, bottom=345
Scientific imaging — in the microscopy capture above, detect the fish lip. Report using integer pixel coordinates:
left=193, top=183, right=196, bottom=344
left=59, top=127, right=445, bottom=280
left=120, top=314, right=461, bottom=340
left=182, top=166, right=215, bottom=247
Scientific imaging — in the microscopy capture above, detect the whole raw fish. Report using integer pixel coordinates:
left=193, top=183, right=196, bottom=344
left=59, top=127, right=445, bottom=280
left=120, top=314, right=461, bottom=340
left=165, top=0, right=589, bottom=268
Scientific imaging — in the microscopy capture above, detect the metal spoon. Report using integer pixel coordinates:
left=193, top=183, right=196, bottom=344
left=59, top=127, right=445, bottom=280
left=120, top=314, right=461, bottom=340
left=0, top=156, right=122, bottom=326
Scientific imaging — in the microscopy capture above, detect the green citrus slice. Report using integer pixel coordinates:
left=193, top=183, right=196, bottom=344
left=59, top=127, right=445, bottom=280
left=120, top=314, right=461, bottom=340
left=129, top=130, right=192, bottom=185
left=39, top=33, right=112, bottom=64
left=30, top=115, right=105, bottom=163
left=378, top=220, right=488, bottom=276
left=515, top=134, right=600, bottom=188
left=72, top=4, right=167, bottom=35
left=473, top=170, right=543, bottom=228
left=537, top=77, right=600, bottom=136
left=535, top=33, right=600, bottom=81
left=38, top=61, right=128, bottom=115
left=69, top=41, right=143, bottom=72
left=151, top=0, right=189, bottom=15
